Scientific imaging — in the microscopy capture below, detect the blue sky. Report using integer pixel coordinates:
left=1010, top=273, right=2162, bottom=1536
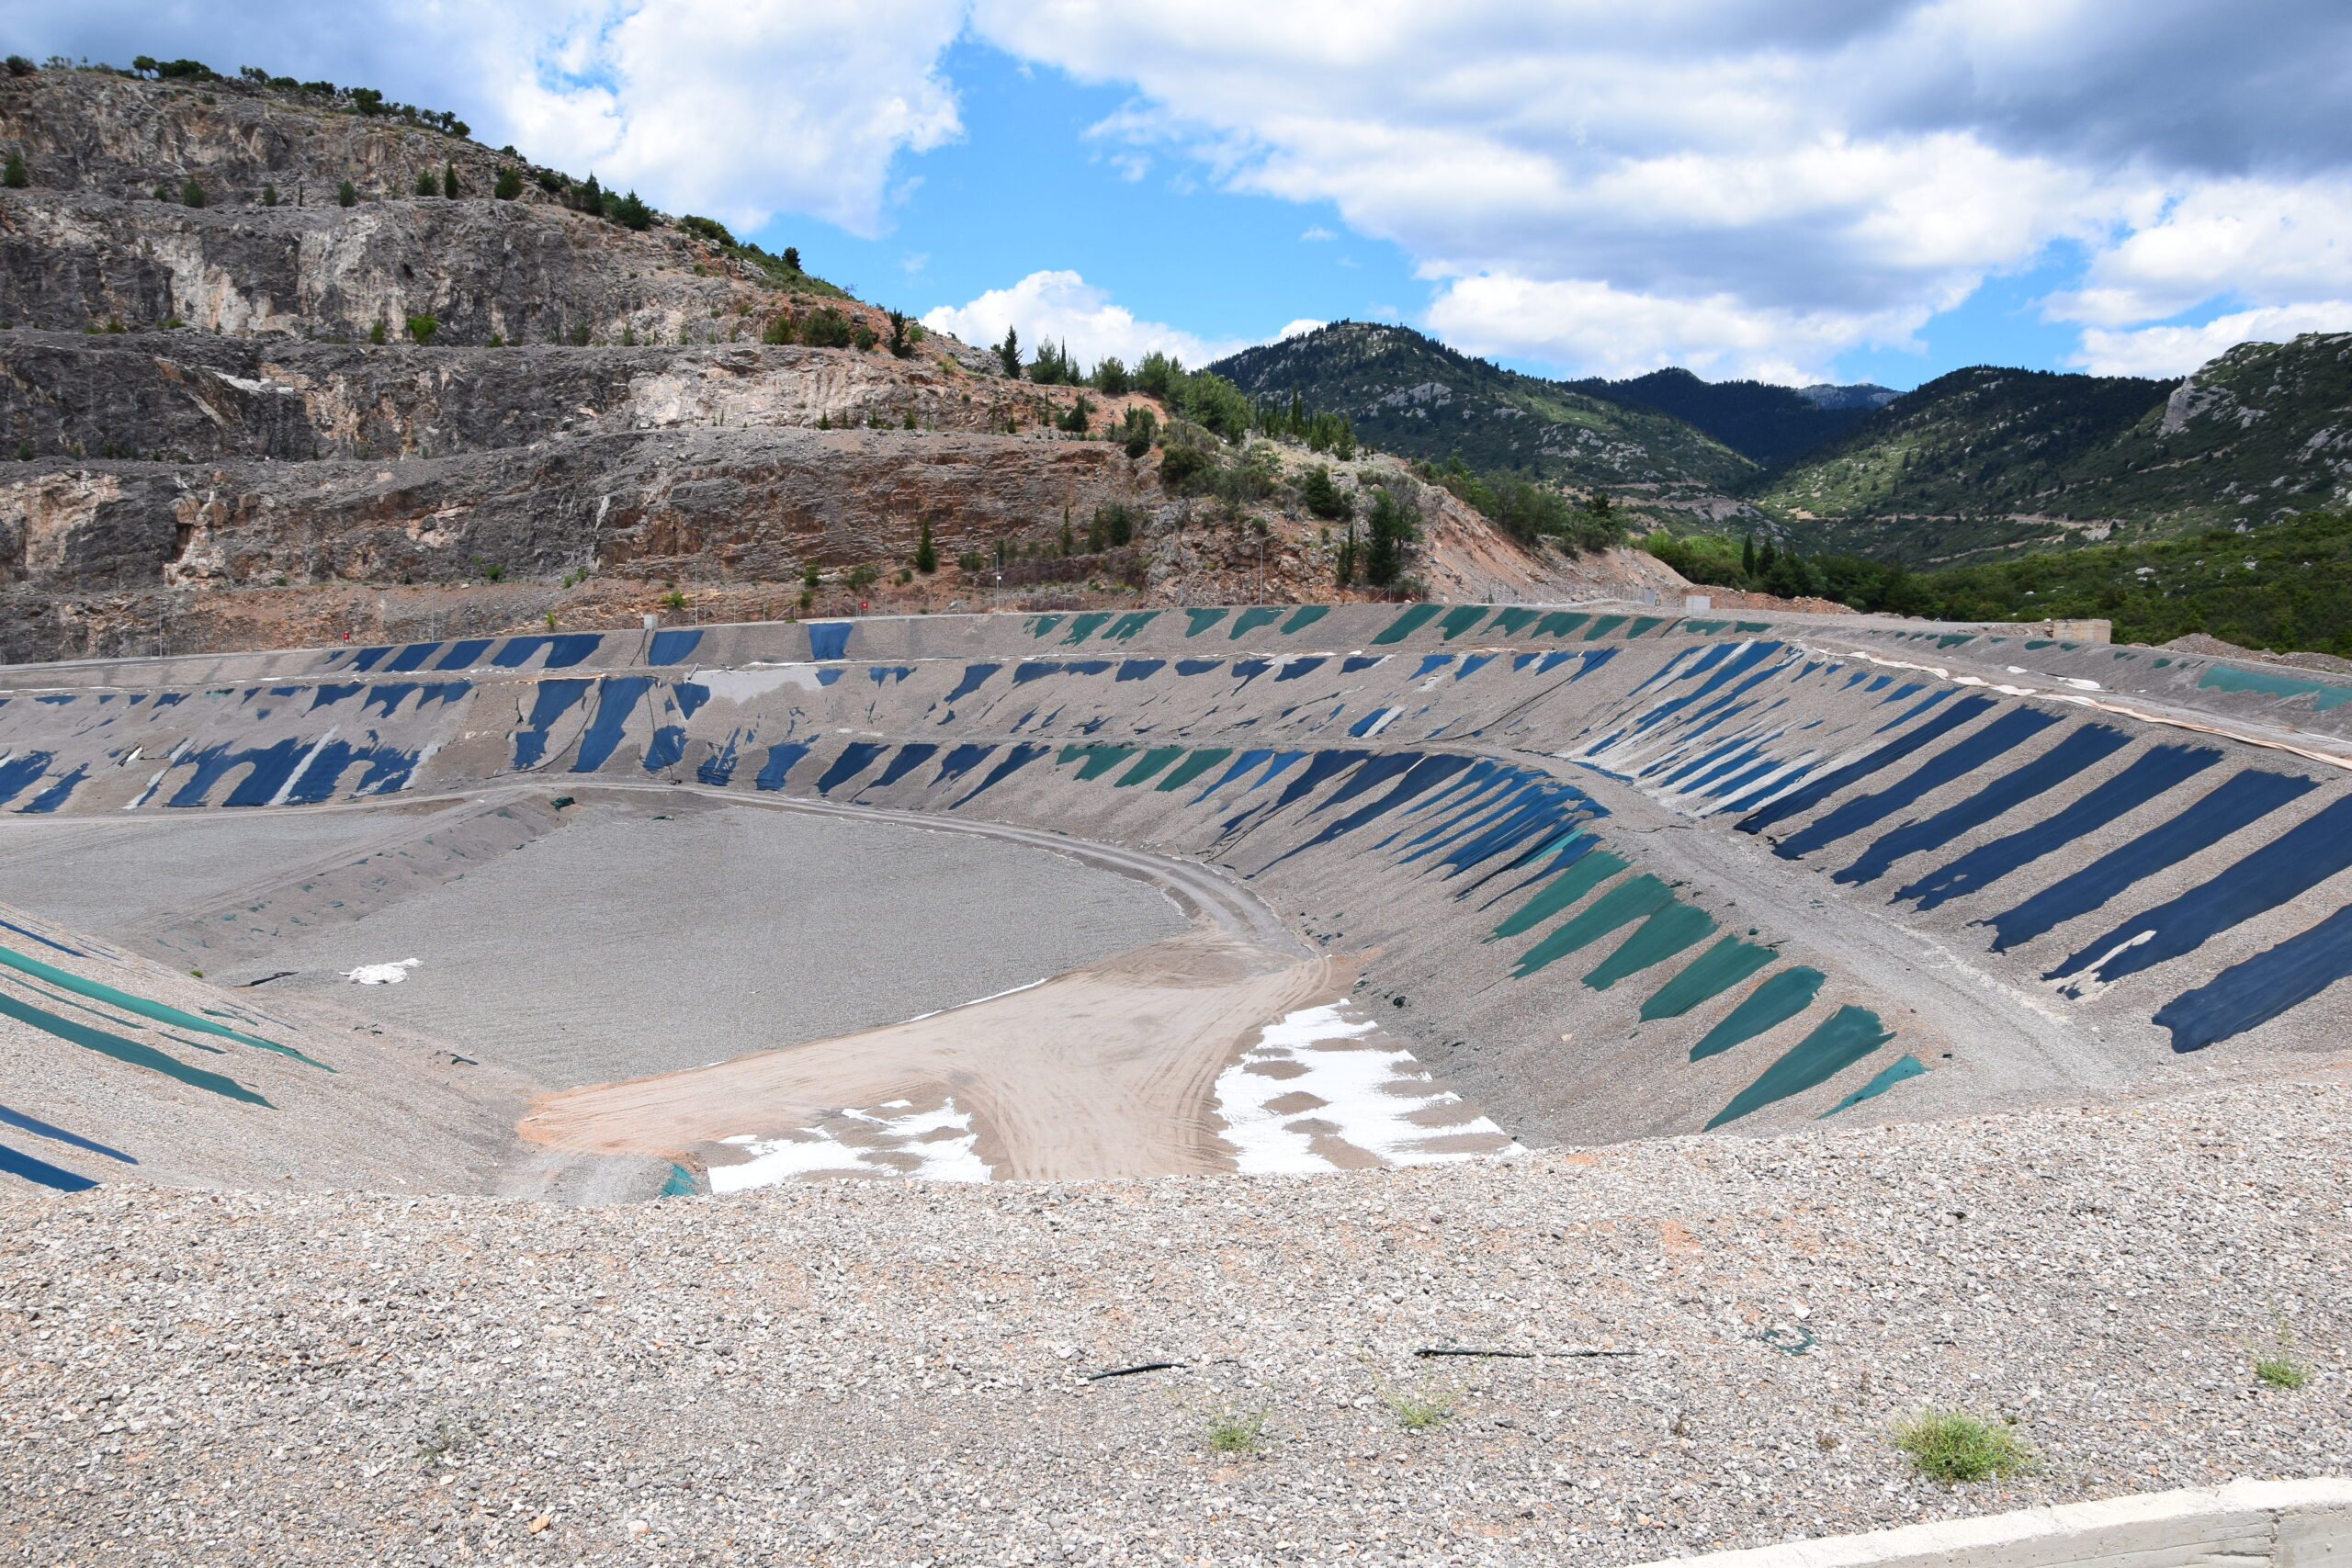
left=13, top=1, right=2350, bottom=391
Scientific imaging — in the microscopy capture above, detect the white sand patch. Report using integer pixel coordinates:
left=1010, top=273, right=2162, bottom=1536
left=1215, top=1004, right=1516, bottom=1174
left=708, top=1100, right=991, bottom=1190
left=344, top=958, right=421, bottom=984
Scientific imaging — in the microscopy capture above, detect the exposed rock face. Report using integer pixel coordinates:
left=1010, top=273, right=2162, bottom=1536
left=0, top=67, right=1670, bottom=662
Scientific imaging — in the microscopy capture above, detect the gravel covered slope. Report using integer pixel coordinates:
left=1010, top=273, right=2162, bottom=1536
left=3, top=1070, right=2346, bottom=1566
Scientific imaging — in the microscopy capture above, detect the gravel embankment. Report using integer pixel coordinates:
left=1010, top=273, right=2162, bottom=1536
left=2, top=1071, right=2346, bottom=1566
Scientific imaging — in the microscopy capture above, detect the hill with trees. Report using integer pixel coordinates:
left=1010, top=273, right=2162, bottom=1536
left=1565, top=367, right=1895, bottom=466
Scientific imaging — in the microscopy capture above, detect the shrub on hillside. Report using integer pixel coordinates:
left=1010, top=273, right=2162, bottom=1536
left=414, top=169, right=438, bottom=197
left=2, top=151, right=25, bottom=189
left=677, top=214, right=733, bottom=245
left=493, top=166, right=521, bottom=200
left=1092, top=356, right=1131, bottom=395
left=336, top=179, right=357, bottom=207
left=801, top=308, right=854, bottom=349
left=180, top=177, right=206, bottom=208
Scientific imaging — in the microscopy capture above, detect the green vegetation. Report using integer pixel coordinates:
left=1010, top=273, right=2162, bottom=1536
left=180, top=176, right=205, bottom=208
left=1117, top=406, right=1158, bottom=460
left=1057, top=393, right=1093, bottom=434
left=368, top=320, right=386, bottom=345
left=493, top=166, right=522, bottom=201
left=336, top=179, right=356, bottom=208
left=1889, top=1410, right=2035, bottom=1484
left=1429, top=454, right=1622, bottom=554
left=995, top=327, right=1022, bottom=378
left=442, top=161, right=459, bottom=198
left=1209, top=321, right=1754, bottom=497
left=1362, top=1362, right=1459, bottom=1434
left=260, top=183, right=277, bottom=206
left=801, top=308, right=854, bottom=349
left=414, top=169, right=438, bottom=197
left=914, top=520, right=936, bottom=574
left=1568, top=367, right=1885, bottom=467
left=2, top=151, right=25, bottom=189
left=1201, top=1406, right=1272, bottom=1455
left=405, top=315, right=437, bottom=345
left=2249, top=1306, right=2312, bottom=1390
left=1299, top=466, right=1352, bottom=523
left=1363, top=485, right=1420, bottom=589
left=1652, top=509, right=2352, bottom=654
left=677, top=214, right=732, bottom=245
left=1026, top=337, right=1081, bottom=385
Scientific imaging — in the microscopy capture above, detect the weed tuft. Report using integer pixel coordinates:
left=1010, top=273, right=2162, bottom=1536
left=2248, top=1305, right=2312, bottom=1390
left=1201, top=1406, right=1271, bottom=1456
left=1361, top=1357, right=1459, bottom=1434
left=1889, top=1409, right=2035, bottom=1484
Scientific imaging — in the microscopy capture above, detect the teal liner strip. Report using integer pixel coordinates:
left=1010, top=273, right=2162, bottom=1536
left=1487, top=850, right=1627, bottom=941
left=1707, top=1006, right=1894, bottom=1128
left=1511, top=874, right=1673, bottom=976
left=1581, top=901, right=1716, bottom=991
left=1819, top=1055, right=1928, bottom=1117
left=0, top=944, right=329, bottom=1069
left=0, top=989, right=268, bottom=1105
left=1640, top=938, right=1777, bottom=1021
left=1689, top=967, right=1824, bottom=1061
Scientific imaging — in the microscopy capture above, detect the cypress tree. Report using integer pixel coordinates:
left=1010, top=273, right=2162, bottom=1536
left=1741, top=534, right=1757, bottom=576
left=442, top=161, right=458, bottom=198
left=996, top=327, right=1020, bottom=379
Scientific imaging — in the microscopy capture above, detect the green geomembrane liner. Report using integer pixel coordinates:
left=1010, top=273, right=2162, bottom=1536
left=1184, top=608, right=1228, bottom=637
left=1707, top=1006, right=1895, bottom=1128
left=661, top=1163, right=700, bottom=1196
left=1104, top=611, right=1159, bottom=641
left=0, top=944, right=329, bottom=1068
left=1371, top=604, right=1443, bottom=644
left=1511, top=874, right=1674, bottom=976
left=1059, top=612, right=1112, bottom=645
left=1641, top=937, right=1777, bottom=1021
left=0, top=987, right=268, bottom=1105
left=1536, top=612, right=1590, bottom=637
left=1114, top=746, right=1186, bottom=786
left=1438, top=606, right=1488, bottom=640
left=2197, top=663, right=2352, bottom=711
left=1819, top=1055, right=1928, bottom=1117
left=1487, top=848, right=1627, bottom=940
left=1626, top=616, right=1668, bottom=637
left=1025, top=615, right=1063, bottom=639
left=1489, top=608, right=1539, bottom=637
left=1583, top=615, right=1628, bottom=639
left=1154, top=749, right=1231, bottom=792
left=1229, top=607, right=1283, bottom=638
left=1581, top=900, right=1716, bottom=991
left=1059, top=745, right=1136, bottom=781
left=1690, top=967, right=1823, bottom=1060
left=1280, top=606, right=1328, bottom=634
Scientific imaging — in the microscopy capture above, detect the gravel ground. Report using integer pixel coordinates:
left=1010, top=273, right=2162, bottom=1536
left=2, top=1068, right=2345, bottom=1567
left=0, top=813, right=397, bottom=931
left=239, top=800, right=1193, bottom=1087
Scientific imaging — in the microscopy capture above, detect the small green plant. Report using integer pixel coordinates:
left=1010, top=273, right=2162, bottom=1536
left=368, top=320, right=387, bottom=345
left=336, top=179, right=357, bottom=208
left=413, top=1414, right=483, bottom=1467
left=493, top=166, right=521, bottom=200
left=956, top=549, right=986, bottom=572
left=846, top=562, right=879, bottom=592
left=620, top=324, right=637, bottom=346
left=405, top=315, right=437, bottom=345
left=180, top=177, right=206, bottom=208
left=2248, top=1305, right=2312, bottom=1390
left=1202, top=1405, right=1271, bottom=1456
left=4, top=151, right=28, bottom=189
left=1890, top=1409, right=2035, bottom=1484
left=893, top=567, right=913, bottom=585
left=797, top=590, right=813, bottom=611
left=415, top=169, right=437, bottom=197
left=801, top=561, right=821, bottom=590
left=261, top=182, right=277, bottom=206
left=1362, top=1359, right=1459, bottom=1434
left=487, top=332, right=504, bottom=347
left=543, top=610, right=558, bottom=630
left=189, top=968, right=203, bottom=978
left=662, top=590, right=686, bottom=612
left=442, top=161, right=459, bottom=198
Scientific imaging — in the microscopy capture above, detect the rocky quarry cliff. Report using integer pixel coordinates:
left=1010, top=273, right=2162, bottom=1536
left=0, top=65, right=1680, bottom=661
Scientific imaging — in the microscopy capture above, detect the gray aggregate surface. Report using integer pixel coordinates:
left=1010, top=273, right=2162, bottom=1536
left=0, top=813, right=393, bottom=931
left=240, top=801, right=1193, bottom=1086
left=2, top=1070, right=2344, bottom=1566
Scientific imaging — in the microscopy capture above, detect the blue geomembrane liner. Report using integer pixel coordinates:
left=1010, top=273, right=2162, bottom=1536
left=870, top=745, right=939, bottom=790
left=949, top=742, right=1049, bottom=807
left=933, top=743, right=997, bottom=784
left=1770, top=705, right=2059, bottom=861
left=648, top=628, right=704, bottom=666
left=0, top=1140, right=96, bottom=1191
left=2044, top=791, right=2352, bottom=987
left=0, top=1102, right=133, bottom=1162
left=513, top=680, right=594, bottom=768
left=0, top=753, right=53, bottom=806
left=815, top=741, right=888, bottom=795
left=1736, top=694, right=1995, bottom=834
left=1834, top=724, right=2132, bottom=887
left=807, top=623, right=852, bottom=660
left=2154, top=902, right=2352, bottom=1052
left=944, top=664, right=1001, bottom=703
left=385, top=641, right=441, bottom=673
left=1895, top=743, right=2222, bottom=910
left=1984, top=768, right=2317, bottom=953
left=1267, top=754, right=1473, bottom=865
left=571, top=677, right=655, bottom=773
left=754, top=741, right=811, bottom=790
left=434, top=638, right=493, bottom=670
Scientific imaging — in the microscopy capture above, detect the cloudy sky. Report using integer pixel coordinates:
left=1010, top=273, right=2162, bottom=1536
left=17, top=1, right=2351, bottom=388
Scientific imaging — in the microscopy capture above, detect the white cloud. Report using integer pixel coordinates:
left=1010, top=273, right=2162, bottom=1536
left=2073, top=304, right=2352, bottom=378
left=1300, top=225, right=1337, bottom=242
left=922, top=270, right=1252, bottom=368
left=966, top=0, right=2352, bottom=379
left=1277, top=318, right=1326, bottom=340
left=495, top=0, right=967, bottom=237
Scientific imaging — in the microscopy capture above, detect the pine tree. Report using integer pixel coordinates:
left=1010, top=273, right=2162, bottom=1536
left=415, top=169, right=438, bottom=197
left=1336, top=520, right=1357, bottom=589
left=2, top=151, right=26, bottom=189
left=996, top=326, right=1021, bottom=379
left=337, top=179, right=357, bottom=208
left=442, top=161, right=458, bottom=198
left=915, top=519, right=937, bottom=574
left=1364, top=487, right=1419, bottom=590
